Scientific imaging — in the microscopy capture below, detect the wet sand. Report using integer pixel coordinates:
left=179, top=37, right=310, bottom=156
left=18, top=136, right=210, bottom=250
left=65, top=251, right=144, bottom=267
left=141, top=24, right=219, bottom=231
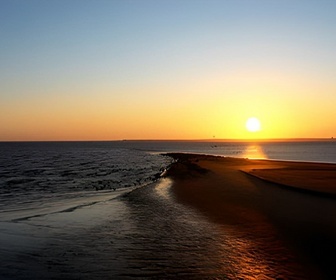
left=5, top=177, right=299, bottom=279
left=166, top=153, right=336, bottom=279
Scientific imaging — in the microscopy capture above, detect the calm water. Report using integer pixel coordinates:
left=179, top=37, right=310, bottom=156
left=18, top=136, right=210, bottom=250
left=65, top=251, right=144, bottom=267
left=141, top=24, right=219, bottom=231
left=0, top=140, right=336, bottom=279
left=0, top=142, right=171, bottom=218
left=1, top=140, right=335, bottom=216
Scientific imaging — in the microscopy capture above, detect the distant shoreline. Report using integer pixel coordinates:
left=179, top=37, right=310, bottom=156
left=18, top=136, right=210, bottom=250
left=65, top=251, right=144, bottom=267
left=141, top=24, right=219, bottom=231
left=1, top=138, right=335, bottom=143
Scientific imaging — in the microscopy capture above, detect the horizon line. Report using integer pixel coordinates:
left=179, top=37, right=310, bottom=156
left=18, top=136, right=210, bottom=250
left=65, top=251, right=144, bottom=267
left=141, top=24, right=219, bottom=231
left=0, top=137, right=335, bottom=143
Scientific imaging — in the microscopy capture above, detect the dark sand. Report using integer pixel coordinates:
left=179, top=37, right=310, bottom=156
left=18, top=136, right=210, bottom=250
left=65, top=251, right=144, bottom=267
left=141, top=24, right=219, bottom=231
left=166, top=153, right=336, bottom=279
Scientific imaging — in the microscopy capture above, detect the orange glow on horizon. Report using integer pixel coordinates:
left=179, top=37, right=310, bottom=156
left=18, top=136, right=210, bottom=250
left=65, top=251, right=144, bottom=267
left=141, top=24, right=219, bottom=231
left=1, top=70, right=336, bottom=141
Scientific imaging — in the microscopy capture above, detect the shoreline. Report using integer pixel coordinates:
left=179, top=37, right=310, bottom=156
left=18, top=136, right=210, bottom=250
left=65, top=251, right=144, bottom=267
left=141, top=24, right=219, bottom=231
left=1, top=152, right=336, bottom=278
left=165, top=153, right=336, bottom=197
left=164, top=153, right=336, bottom=278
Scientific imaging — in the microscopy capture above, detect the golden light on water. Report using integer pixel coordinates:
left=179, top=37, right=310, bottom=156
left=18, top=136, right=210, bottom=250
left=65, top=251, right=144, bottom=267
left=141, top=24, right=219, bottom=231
left=241, top=144, right=267, bottom=159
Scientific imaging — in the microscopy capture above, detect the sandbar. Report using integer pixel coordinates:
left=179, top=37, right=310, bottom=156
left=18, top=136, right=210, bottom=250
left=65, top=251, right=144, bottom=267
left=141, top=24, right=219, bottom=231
left=165, top=153, right=336, bottom=279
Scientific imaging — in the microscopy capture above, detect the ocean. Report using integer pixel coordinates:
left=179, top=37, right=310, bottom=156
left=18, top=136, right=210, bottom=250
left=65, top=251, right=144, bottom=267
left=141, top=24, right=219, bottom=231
left=0, top=140, right=335, bottom=279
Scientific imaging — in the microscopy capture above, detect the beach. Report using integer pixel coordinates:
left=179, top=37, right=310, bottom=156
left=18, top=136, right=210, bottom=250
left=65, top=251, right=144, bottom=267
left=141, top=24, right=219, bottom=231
left=166, top=153, right=336, bottom=279
left=1, top=144, right=336, bottom=279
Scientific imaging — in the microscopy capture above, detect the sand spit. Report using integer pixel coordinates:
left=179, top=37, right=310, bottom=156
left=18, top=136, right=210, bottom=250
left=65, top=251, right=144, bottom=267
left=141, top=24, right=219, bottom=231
left=165, top=153, right=336, bottom=279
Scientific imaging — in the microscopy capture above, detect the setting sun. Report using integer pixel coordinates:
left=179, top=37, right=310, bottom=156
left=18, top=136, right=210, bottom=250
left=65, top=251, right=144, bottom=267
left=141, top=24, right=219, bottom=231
left=246, top=117, right=261, bottom=133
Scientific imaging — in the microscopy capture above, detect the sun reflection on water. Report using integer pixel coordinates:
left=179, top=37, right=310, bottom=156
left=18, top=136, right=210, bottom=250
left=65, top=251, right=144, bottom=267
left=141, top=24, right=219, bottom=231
left=241, top=144, right=267, bottom=159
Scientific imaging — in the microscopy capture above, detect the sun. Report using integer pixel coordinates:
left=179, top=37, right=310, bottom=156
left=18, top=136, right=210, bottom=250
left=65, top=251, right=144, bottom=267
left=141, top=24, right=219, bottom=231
left=246, top=117, right=261, bottom=132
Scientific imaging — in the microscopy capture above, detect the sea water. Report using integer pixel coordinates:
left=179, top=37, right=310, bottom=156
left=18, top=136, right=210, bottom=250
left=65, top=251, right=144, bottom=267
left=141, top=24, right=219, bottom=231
left=1, top=140, right=335, bottom=217
left=0, top=140, right=335, bottom=279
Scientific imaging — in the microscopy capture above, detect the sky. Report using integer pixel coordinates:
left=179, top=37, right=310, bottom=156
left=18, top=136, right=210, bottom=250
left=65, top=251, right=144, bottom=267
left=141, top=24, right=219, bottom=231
left=1, top=0, right=336, bottom=141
